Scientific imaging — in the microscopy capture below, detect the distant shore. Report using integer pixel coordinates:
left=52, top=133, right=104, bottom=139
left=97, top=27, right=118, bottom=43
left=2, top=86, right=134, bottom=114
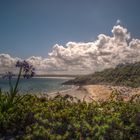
left=33, top=76, right=75, bottom=79
left=35, top=74, right=77, bottom=78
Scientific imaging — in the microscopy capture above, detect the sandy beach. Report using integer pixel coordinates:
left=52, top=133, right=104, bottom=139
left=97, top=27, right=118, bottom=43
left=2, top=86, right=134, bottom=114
left=47, top=85, right=140, bottom=102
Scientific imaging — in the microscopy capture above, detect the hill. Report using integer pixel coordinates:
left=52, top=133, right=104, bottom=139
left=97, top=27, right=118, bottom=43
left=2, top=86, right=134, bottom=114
left=64, top=62, right=140, bottom=88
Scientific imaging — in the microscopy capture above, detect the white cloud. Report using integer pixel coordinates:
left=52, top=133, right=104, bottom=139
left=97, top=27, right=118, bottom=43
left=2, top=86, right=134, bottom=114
left=116, top=19, right=121, bottom=25
left=0, top=54, right=20, bottom=74
left=0, top=25, right=140, bottom=75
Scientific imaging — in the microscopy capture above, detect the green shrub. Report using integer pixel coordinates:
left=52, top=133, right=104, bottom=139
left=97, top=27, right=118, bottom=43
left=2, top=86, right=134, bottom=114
left=0, top=92, right=139, bottom=139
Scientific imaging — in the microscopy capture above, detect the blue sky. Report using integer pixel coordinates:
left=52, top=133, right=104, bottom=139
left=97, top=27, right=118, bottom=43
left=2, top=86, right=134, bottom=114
left=0, top=0, right=140, bottom=58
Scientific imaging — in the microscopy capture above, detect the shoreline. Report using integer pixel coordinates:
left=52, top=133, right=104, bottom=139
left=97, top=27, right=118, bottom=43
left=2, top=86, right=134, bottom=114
left=33, top=76, right=75, bottom=79
left=45, top=84, right=140, bottom=102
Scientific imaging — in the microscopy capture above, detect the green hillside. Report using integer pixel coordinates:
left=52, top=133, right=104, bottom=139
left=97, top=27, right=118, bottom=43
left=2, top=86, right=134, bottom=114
left=64, top=62, right=140, bottom=88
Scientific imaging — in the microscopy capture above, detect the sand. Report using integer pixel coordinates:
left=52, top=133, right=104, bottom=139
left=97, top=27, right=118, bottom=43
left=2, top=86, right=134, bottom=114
left=47, top=85, right=140, bottom=102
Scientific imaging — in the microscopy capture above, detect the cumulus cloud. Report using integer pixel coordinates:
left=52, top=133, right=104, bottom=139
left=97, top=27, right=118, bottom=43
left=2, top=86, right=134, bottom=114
left=0, top=25, right=140, bottom=75
left=0, top=54, right=20, bottom=74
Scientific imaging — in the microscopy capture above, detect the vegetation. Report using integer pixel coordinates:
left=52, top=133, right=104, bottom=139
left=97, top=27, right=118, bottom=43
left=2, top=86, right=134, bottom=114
left=0, top=60, right=140, bottom=139
left=64, top=62, right=140, bottom=88
left=0, top=91, right=140, bottom=140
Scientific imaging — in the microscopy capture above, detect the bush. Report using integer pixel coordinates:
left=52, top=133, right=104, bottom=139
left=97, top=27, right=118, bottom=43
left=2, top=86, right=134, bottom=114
left=0, top=92, right=139, bottom=140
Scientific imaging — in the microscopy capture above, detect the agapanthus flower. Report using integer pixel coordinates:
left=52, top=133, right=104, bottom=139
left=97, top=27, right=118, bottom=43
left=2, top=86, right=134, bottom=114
left=15, top=60, right=35, bottom=79
left=2, top=72, right=15, bottom=80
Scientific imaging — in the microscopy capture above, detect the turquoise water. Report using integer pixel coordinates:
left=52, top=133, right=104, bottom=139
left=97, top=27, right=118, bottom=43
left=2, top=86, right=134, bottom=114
left=0, top=77, right=72, bottom=94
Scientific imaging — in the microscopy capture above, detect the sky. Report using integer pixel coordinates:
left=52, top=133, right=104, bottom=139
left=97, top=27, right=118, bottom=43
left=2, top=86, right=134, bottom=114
left=0, top=0, right=140, bottom=74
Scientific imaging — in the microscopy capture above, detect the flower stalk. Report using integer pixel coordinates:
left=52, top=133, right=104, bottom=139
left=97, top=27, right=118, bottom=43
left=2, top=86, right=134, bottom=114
left=2, top=60, right=35, bottom=104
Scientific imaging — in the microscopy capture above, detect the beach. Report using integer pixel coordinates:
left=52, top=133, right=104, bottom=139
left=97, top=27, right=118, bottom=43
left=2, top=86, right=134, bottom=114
left=48, top=84, right=140, bottom=102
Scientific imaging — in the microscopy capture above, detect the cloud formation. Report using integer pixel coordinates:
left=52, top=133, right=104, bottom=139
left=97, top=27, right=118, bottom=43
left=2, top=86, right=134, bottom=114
left=116, top=19, right=121, bottom=25
left=0, top=54, right=20, bottom=74
left=0, top=25, right=140, bottom=75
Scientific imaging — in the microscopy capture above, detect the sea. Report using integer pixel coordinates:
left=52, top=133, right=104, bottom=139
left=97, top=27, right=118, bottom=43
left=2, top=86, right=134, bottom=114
left=0, top=77, right=73, bottom=94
